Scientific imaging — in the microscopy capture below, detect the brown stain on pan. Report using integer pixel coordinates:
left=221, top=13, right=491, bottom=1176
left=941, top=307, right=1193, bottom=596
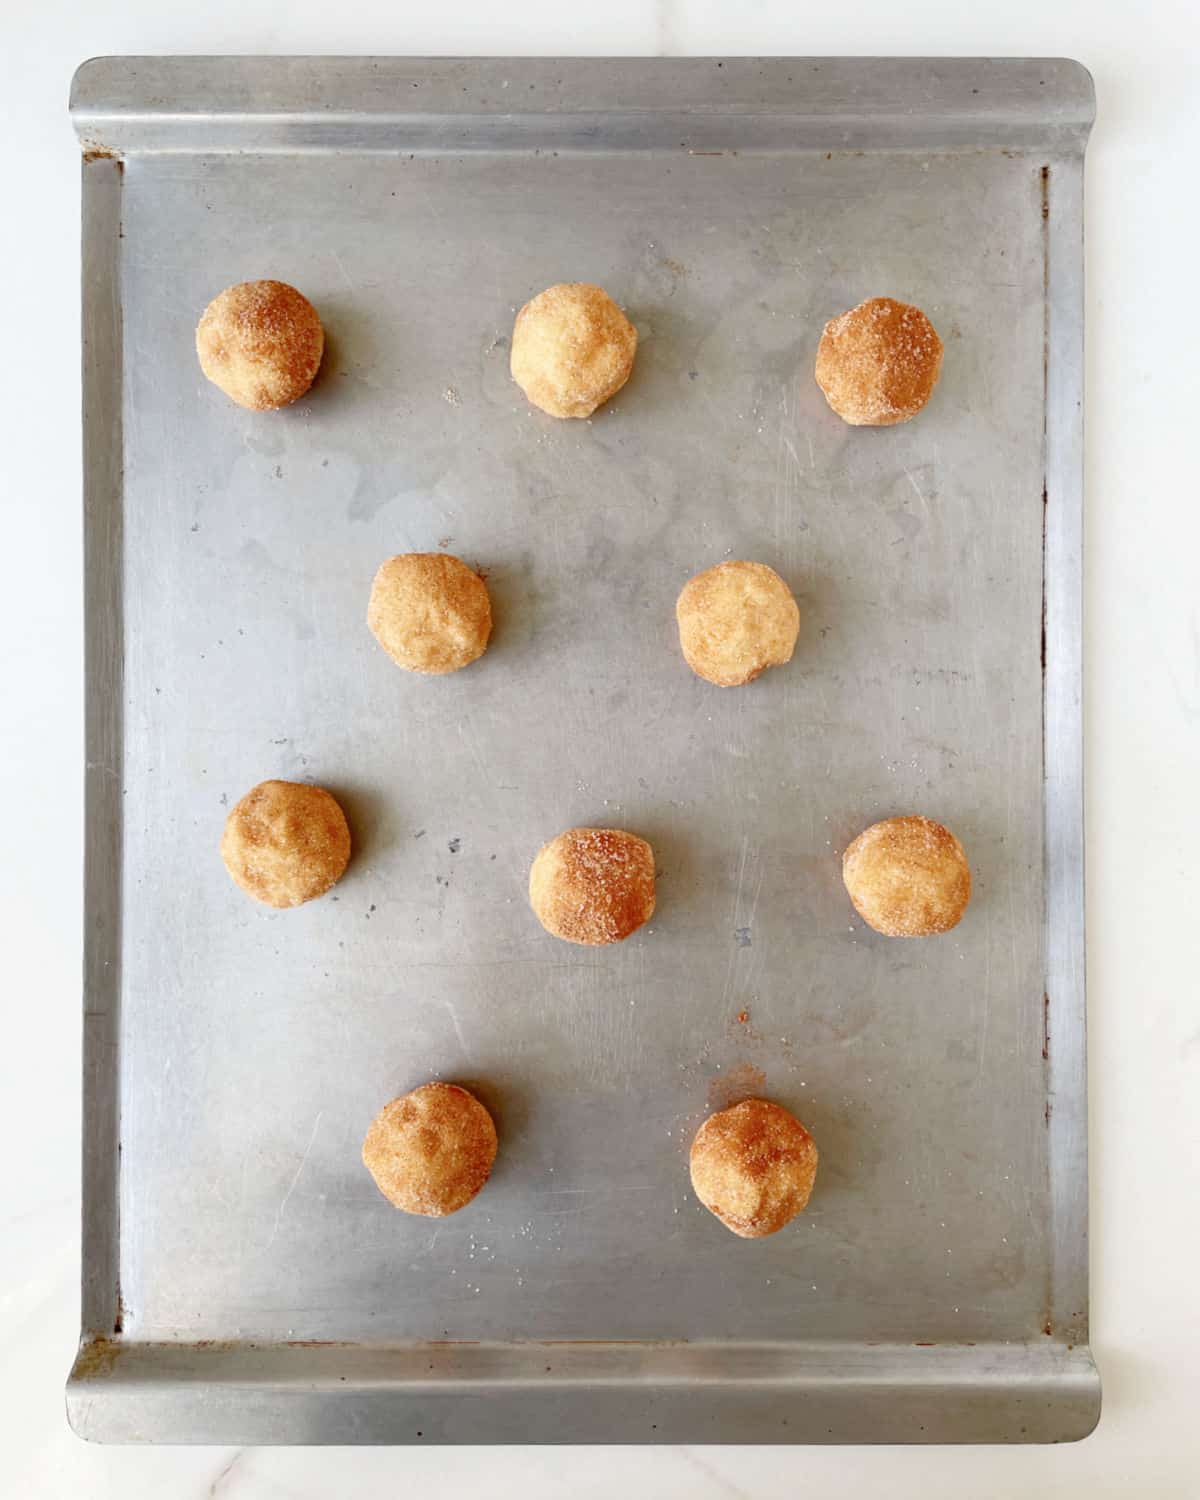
left=706, top=1060, right=767, bottom=1112
left=73, top=1337, right=122, bottom=1379
left=534, top=1338, right=689, bottom=1347
left=81, top=143, right=124, bottom=168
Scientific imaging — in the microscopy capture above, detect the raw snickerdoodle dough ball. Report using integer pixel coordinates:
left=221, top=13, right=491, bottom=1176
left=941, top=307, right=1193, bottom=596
left=690, top=1098, right=819, bottom=1238
left=367, top=553, right=492, bottom=675
left=529, top=827, right=656, bottom=946
left=815, top=296, right=943, bottom=426
left=362, top=1083, right=498, bottom=1217
left=510, top=282, right=637, bottom=418
left=676, top=560, right=800, bottom=687
left=220, top=779, right=351, bottom=909
left=842, top=814, right=971, bottom=936
left=196, top=280, right=324, bottom=410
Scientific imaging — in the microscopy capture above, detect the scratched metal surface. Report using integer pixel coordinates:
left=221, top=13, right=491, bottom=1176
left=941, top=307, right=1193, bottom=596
left=70, top=57, right=1096, bottom=1442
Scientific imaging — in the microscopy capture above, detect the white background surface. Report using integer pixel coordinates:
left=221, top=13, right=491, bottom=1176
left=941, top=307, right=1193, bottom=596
left=2, top=2, right=1197, bottom=1496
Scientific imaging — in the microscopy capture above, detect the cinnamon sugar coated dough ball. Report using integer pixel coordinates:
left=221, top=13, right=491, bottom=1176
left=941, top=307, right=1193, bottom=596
left=367, top=553, right=492, bottom=675
left=690, top=1099, right=819, bottom=1239
left=529, top=827, right=656, bottom=946
left=842, top=814, right=971, bottom=936
left=815, top=296, right=943, bottom=426
left=196, top=281, right=324, bottom=411
left=676, top=560, right=800, bottom=687
left=510, top=282, right=637, bottom=418
left=362, top=1083, right=498, bottom=1216
left=220, top=780, right=350, bottom=909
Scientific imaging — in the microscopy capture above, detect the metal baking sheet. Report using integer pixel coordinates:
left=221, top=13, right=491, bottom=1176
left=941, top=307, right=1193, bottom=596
left=68, top=56, right=1097, bottom=1444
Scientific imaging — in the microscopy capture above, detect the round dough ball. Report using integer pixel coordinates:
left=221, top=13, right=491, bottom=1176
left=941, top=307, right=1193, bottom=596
left=842, top=814, right=971, bottom=936
left=367, top=553, right=492, bottom=675
left=510, top=282, right=637, bottom=419
left=362, top=1083, right=498, bottom=1217
left=220, top=779, right=351, bottom=909
left=676, top=560, right=800, bottom=687
left=529, top=827, right=655, bottom=946
left=690, top=1098, right=818, bottom=1239
left=815, top=296, right=943, bottom=426
left=196, top=280, right=324, bottom=411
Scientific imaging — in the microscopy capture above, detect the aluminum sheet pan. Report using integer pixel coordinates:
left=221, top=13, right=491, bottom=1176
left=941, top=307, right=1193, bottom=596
left=68, top=55, right=1096, bottom=1444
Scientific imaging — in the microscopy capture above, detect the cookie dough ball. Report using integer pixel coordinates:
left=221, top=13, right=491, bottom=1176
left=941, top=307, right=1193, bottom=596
left=676, top=560, right=800, bottom=687
left=843, top=814, right=971, bottom=936
left=220, top=779, right=350, bottom=909
left=367, top=553, right=492, bottom=675
left=362, top=1083, right=498, bottom=1217
left=815, top=296, right=943, bottom=426
left=690, top=1098, right=818, bottom=1239
left=510, top=282, right=637, bottom=418
left=529, top=827, right=655, bottom=946
left=196, top=280, right=324, bottom=411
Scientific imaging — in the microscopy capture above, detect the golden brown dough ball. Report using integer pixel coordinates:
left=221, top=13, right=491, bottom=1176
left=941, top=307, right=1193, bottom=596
left=220, top=779, right=351, bottom=909
left=842, top=814, right=971, bottom=936
left=815, top=296, right=943, bottom=426
left=362, top=1083, right=498, bottom=1216
left=196, top=280, right=324, bottom=410
left=676, top=560, right=800, bottom=687
left=367, top=553, right=492, bottom=675
left=690, top=1098, right=818, bottom=1238
left=510, top=282, right=637, bottom=418
left=529, top=827, right=655, bottom=946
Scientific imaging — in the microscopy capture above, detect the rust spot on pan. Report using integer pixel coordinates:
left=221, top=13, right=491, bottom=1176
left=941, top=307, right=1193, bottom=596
left=81, top=142, right=124, bottom=169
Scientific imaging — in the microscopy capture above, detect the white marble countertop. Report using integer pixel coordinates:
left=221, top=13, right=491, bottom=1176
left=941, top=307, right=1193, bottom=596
left=3, top=2, right=1198, bottom=1495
